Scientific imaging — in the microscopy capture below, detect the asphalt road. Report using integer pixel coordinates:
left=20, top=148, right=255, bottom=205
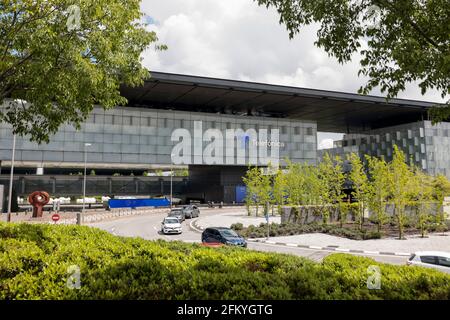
left=90, top=209, right=408, bottom=265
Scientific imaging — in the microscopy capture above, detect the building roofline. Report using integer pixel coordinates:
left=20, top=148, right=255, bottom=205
left=147, top=71, right=440, bottom=109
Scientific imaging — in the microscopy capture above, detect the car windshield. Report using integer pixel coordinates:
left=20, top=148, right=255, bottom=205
left=169, top=210, right=182, bottom=215
left=219, top=229, right=239, bottom=238
left=164, top=218, right=179, bottom=224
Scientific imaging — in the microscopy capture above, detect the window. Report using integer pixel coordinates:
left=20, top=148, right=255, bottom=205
left=122, top=116, right=131, bottom=126
left=306, top=127, right=313, bottom=136
left=438, top=256, right=450, bottom=267
left=420, top=256, right=437, bottom=265
left=281, top=126, right=287, bottom=134
left=294, top=127, right=300, bottom=135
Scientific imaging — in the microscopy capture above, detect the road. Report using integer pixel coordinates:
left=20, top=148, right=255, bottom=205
left=90, top=209, right=408, bottom=265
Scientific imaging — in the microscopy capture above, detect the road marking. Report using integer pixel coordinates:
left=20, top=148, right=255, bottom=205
left=335, top=248, right=350, bottom=252
left=286, top=243, right=297, bottom=247
left=309, top=245, right=322, bottom=250
left=363, top=250, right=379, bottom=255
left=395, top=252, right=412, bottom=256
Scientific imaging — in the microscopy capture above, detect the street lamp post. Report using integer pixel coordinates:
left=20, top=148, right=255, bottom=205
left=6, top=133, right=16, bottom=222
left=170, top=161, right=173, bottom=209
left=77, top=143, right=91, bottom=225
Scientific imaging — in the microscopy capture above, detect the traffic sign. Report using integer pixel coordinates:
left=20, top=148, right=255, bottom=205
left=51, top=214, right=60, bottom=223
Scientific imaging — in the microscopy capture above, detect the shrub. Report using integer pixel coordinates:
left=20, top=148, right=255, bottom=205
left=0, top=223, right=449, bottom=300
left=230, top=223, right=244, bottom=231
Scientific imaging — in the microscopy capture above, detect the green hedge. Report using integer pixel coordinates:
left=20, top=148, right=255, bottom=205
left=0, top=222, right=449, bottom=299
left=233, top=222, right=382, bottom=240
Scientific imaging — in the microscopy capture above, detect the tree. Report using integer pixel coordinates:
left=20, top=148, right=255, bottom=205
left=243, top=166, right=262, bottom=216
left=255, top=0, right=449, bottom=119
left=272, top=167, right=287, bottom=215
left=410, top=166, right=434, bottom=238
left=284, top=160, right=305, bottom=207
left=258, top=170, right=273, bottom=217
left=366, top=155, right=390, bottom=233
left=388, top=145, right=414, bottom=239
left=347, top=153, right=369, bottom=231
left=0, top=0, right=166, bottom=142
left=432, top=174, right=450, bottom=233
left=318, top=153, right=345, bottom=224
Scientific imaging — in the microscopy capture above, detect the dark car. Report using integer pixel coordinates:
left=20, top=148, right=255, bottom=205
left=182, top=205, right=200, bottom=219
left=168, top=208, right=185, bottom=222
left=201, top=227, right=247, bottom=247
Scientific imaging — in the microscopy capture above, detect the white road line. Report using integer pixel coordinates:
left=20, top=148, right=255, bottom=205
left=395, top=252, right=412, bottom=256
left=309, top=245, right=323, bottom=250
left=335, top=248, right=350, bottom=252
left=363, top=250, right=380, bottom=255
left=286, top=243, right=298, bottom=247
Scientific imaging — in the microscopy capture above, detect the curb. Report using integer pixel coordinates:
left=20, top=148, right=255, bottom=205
left=246, top=238, right=412, bottom=257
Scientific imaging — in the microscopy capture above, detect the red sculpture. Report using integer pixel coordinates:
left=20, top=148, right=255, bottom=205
left=28, top=191, right=50, bottom=218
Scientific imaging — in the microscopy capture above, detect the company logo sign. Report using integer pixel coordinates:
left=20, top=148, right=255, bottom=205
left=171, top=121, right=282, bottom=166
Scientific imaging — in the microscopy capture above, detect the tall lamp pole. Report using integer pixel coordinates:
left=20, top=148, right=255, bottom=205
left=77, top=143, right=91, bottom=225
left=7, top=133, right=16, bottom=222
left=170, top=161, right=173, bottom=209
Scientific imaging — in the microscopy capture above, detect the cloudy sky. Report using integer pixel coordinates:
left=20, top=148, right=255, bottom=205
left=139, top=0, right=446, bottom=149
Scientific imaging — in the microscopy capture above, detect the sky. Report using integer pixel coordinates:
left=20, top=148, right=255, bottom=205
left=139, top=0, right=446, bottom=150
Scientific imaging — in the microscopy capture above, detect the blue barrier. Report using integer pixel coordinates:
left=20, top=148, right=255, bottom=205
left=235, top=185, right=246, bottom=203
left=108, top=198, right=170, bottom=209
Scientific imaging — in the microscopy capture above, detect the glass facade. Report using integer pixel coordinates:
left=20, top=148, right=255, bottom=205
left=320, top=121, right=450, bottom=179
left=0, top=106, right=317, bottom=168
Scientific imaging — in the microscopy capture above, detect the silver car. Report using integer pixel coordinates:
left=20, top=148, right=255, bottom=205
left=407, top=251, right=450, bottom=274
left=182, top=205, right=200, bottom=219
left=168, top=208, right=185, bottom=222
left=161, top=217, right=182, bottom=234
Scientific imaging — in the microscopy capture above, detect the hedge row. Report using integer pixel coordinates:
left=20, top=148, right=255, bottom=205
left=0, top=222, right=449, bottom=299
left=232, top=222, right=383, bottom=240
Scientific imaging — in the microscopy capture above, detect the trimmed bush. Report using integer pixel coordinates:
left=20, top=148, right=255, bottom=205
left=0, top=222, right=449, bottom=299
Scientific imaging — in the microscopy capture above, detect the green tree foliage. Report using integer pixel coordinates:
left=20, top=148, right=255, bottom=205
left=174, top=169, right=189, bottom=177
left=0, top=0, right=166, bottom=142
left=366, top=155, right=390, bottom=233
left=410, top=166, right=434, bottom=238
left=432, top=174, right=450, bottom=232
left=319, top=153, right=345, bottom=224
left=347, top=153, right=369, bottom=231
left=255, top=0, right=449, bottom=119
left=272, top=168, right=287, bottom=215
left=243, top=166, right=262, bottom=216
left=388, top=145, right=415, bottom=239
left=243, top=147, right=449, bottom=237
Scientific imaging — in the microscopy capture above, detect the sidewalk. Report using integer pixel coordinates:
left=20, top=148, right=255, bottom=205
left=193, top=210, right=450, bottom=256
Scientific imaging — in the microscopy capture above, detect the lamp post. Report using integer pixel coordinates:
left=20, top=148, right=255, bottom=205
left=170, top=160, right=173, bottom=209
left=77, top=143, right=91, bottom=225
left=6, top=133, right=16, bottom=222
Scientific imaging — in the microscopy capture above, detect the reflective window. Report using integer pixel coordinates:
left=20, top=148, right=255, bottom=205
left=420, top=256, right=437, bottom=265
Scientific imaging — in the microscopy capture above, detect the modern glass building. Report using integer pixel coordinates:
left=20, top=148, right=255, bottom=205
left=320, top=121, right=450, bottom=179
left=0, top=72, right=447, bottom=202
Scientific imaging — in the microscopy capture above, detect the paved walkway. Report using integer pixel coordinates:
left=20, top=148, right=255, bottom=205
left=195, top=209, right=281, bottom=228
left=193, top=210, right=450, bottom=255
